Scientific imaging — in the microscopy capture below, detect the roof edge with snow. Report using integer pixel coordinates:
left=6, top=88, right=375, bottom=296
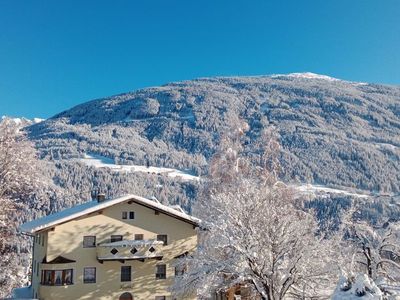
left=19, top=194, right=200, bottom=234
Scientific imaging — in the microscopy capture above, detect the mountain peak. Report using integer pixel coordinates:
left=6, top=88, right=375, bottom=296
left=271, top=72, right=340, bottom=81
left=1, top=116, right=45, bottom=126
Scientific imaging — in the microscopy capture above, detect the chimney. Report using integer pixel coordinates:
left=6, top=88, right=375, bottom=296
left=97, top=193, right=106, bottom=203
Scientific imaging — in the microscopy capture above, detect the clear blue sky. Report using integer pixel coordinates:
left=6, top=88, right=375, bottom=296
left=1, top=0, right=399, bottom=119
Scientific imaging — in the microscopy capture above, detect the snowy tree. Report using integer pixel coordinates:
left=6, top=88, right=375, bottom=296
left=337, top=205, right=400, bottom=297
left=351, top=222, right=400, bottom=284
left=331, top=273, right=384, bottom=300
left=171, top=126, right=337, bottom=300
left=0, top=118, right=43, bottom=297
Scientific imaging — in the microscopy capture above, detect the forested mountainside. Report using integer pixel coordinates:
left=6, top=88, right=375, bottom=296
left=3, top=73, right=400, bottom=296
left=27, top=72, right=400, bottom=196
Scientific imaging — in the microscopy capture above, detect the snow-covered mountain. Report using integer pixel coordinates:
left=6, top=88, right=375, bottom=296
left=1, top=116, right=45, bottom=126
left=4, top=73, right=400, bottom=298
left=4, top=73, right=396, bottom=236
left=27, top=73, right=400, bottom=194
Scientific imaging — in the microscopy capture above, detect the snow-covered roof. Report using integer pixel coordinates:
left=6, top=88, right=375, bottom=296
left=19, top=194, right=200, bottom=234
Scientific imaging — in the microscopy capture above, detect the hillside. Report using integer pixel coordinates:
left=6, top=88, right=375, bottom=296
left=3, top=73, right=400, bottom=296
left=27, top=73, right=400, bottom=197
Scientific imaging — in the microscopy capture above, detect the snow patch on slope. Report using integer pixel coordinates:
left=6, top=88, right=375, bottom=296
left=373, top=142, right=399, bottom=151
left=80, top=154, right=373, bottom=196
left=295, top=184, right=370, bottom=199
left=271, top=72, right=339, bottom=81
left=32, top=117, right=45, bottom=124
left=270, top=72, right=367, bottom=85
left=287, top=72, right=340, bottom=81
left=80, top=153, right=200, bottom=181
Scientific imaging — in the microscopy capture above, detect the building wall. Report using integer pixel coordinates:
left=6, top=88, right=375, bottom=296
left=32, top=231, right=47, bottom=299
left=36, top=200, right=197, bottom=300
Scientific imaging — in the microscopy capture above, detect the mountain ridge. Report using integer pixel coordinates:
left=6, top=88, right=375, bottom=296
left=24, top=73, right=400, bottom=206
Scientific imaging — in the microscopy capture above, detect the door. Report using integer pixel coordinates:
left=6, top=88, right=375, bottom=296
left=119, top=292, right=133, bottom=300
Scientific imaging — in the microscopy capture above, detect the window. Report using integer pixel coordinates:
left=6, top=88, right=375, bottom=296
left=83, top=267, right=96, bottom=283
left=156, top=264, right=166, bottom=279
left=155, top=297, right=166, bottom=300
left=157, top=234, right=168, bottom=246
left=41, top=269, right=73, bottom=286
left=43, top=270, right=51, bottom=285
left=134, top=234, right=143, bottom=240
left=111, top=235, right=123, bottom=243
left=121, top=266, right=131, bottom=282
left=64, top=269, right=73, bottom=285
left=36, top=262, right=39, bottom=277
left=122, top=211, right=134, bottom=219
left=41, top=234, right=44, bottom=246
left=54, top=270, right=63, bottom=285
left=83, top=236, right=96, bottom=248
left=175, top=264, right=186, bottom=277
left=38, top=235, right=41, bottom=245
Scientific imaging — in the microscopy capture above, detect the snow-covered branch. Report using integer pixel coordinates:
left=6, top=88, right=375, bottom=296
left=171, top=126, right=337, bottom=299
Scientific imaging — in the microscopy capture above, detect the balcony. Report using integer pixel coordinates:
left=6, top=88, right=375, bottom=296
left=96, top=239, right=164, bottom=263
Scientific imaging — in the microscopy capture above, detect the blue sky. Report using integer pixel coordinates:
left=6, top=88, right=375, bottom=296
left=1, top=0, right=399, bottom=119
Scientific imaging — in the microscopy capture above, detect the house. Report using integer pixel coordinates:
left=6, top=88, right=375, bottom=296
left=16, top=194, right=199, bottom=300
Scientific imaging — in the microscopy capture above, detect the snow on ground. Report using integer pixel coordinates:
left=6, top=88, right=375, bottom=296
left=80, top=153, right=200, bottom=181
left=332, top=274, right=383, bottom=300
left=32, top=117, right=45, bottom=123
left=373, top=142, right=399, bottom=151
left=285, top=72, right=340, bottom=81
left=270, top=72, right=367, bottom=85
left=270, top=72, right=339, bottom=81
left=80, top=154, right=378, bottom=195
left=295, top=184, right=370, bottom=199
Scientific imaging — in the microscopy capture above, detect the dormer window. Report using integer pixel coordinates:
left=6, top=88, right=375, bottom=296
left=122, top=211, right=135, bottom=220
